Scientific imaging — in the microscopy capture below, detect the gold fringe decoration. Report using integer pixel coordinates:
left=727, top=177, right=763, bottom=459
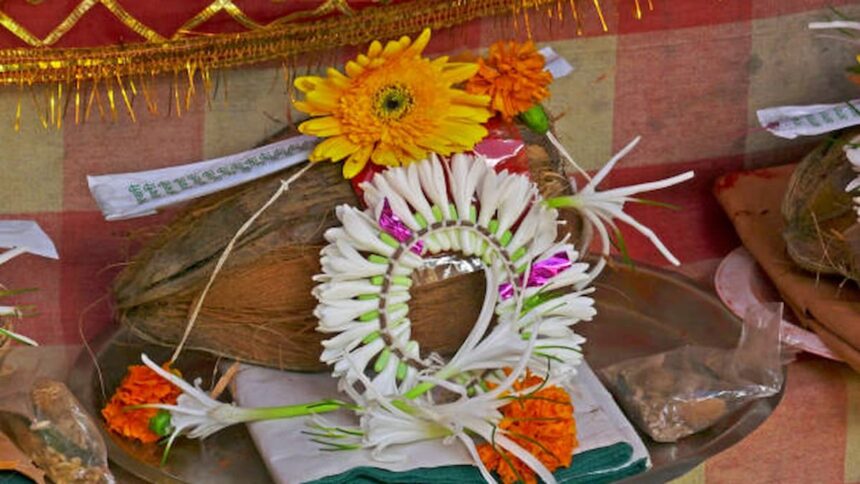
left=0, top=0, right=649, bottom=129
left=0, top=0, right=562, bottom=85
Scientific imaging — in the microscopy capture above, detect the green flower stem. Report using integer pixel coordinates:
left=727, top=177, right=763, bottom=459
left=544, top=196, right=579, bottom=209
left=402, top=381, right=436, bottom=400
left=241, top=399, right=355, bottom=421
left=399, top=365, right=461, bottom=405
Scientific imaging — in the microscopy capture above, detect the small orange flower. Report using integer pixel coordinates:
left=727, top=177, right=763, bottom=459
left=477, top=372, right=577, bottom=484
left=466, top=41, right=553, bottom=121
left=102, top=363, right=181, bottom=444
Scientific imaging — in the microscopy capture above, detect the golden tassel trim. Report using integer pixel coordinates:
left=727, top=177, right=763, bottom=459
left=1, top=0, right=651, bottom=129
left=0, top=0, right=564, bottom=85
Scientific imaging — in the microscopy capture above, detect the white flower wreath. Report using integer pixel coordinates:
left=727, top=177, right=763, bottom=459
left=312, top=153, right=596, bottom=399
left=138, top=138, right=693, bottom=483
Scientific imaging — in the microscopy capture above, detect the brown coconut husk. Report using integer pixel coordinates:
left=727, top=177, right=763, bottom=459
left=114, top=132, right=579, bottom=371
left=782, top=129, right=860, bottom=283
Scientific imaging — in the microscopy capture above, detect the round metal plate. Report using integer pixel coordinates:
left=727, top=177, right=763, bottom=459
left=69, top=259, right=783, bottom=483
left=68, top=333, right=273, bottom=484
left=583, top=260, right=785, bottom=483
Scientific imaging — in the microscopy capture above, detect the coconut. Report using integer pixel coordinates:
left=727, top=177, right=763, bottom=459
left=113, top=133, right=579, bottom=371
left=782, top=130, right=860, bottom=283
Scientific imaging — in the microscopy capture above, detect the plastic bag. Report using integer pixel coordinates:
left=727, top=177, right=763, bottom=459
left=600, top=303, right=784, bottom=442
left=0, top=347, right=115, bottom=483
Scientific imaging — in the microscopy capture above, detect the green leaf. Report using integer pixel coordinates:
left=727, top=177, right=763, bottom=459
left=611, top=228, right=634, bottom=268
left=0, top=327, right=38, bottom=346
left=632, top=197, right=681, bottom=211
left=0, top=287, right=38, bottom=298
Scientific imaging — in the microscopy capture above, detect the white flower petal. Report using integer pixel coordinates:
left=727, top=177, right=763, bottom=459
left=445, top=322, right=526, bottom=373
left=369, top=176, right=423, bottom=232
left=565, top=137, right=693, bottom=267
left=371, top=354, right=400, bottom=396
left=496, top=177, right=536, bottom=236
left=333, top=338, right=386, bottom=378
left=338, top=206, right=396, bottom=257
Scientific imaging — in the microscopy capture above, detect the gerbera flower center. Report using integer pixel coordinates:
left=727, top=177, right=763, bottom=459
left=374, top=84, right=415, bottom=120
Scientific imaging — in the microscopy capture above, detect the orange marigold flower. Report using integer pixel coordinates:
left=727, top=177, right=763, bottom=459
left=101, top=363, right=181, bottom=444
left=466, top=41, right=553, bottom=121
left=477, top=372, right=578, bottom=484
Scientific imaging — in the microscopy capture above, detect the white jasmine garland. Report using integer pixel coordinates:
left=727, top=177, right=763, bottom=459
left=309, top=329, right=560, bottom=484
left=322, top=324, right=556, bottom=483
left=135, top=139, right=690, bottom=483
left=313, top=154, right=594, bottom=401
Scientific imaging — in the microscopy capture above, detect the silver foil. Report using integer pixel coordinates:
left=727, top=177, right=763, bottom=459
left=412, top=254, right=485, bottom=286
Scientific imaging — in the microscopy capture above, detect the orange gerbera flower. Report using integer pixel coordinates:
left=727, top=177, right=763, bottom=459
left=477, top=372, right=578, bottom=484
left=102, top=363, right=181, bottom=444
left=466, top=41, right=553, bottom=121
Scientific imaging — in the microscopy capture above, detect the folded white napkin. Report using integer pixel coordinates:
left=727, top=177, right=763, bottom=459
left=233, top=362, right=649, bottom=484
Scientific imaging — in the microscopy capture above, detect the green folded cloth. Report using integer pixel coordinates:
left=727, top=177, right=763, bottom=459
left=0, top=471, right=34, bottom=484
left=309, top=442, right=647, bottom=484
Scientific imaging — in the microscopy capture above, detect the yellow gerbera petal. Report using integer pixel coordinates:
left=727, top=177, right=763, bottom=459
left=342, top=159, right=363, bottom=179
left=442, top=62, right=480, bottom=84
left=326, top=68, right=351, bottom=88
left=367, top=40, right=383, bottom=59
left=450, top=91, right=493, bottom=108
left=342, top=149, right=371, bottom=179
left=303, top=90, right=340, bottom=112
left=431, top=56, right=450, bottom=67
left=298, top=116, right=344, bottom=138
left=446, top=104, right=494, bottom=122
left=345, top=61, right=365, bottom=78
left=311, top=136, right=360, bottom=163
left=295, top=87, right=341, bottom=116
left=382, top=37, right=406, bottom=58
left=294, top=76, right=325, bottom=93
left=406, top=28, right=431, bottom=56
left=341, top=144, right=374, bottom=178
left=396, top=138, right=427, bottom=161
left=293, top=101, right=330, bottom=117
left=435, top=122, right=488, bottom=147
left=294, top=82, right=344, bottom=114
left=371, top=145, right=400, bottom=167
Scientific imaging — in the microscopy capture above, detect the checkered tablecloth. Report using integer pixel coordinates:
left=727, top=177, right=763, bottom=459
left=2, top=1, right=860, bottom=482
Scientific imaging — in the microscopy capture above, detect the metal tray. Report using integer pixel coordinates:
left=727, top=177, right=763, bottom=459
left=582, top=261, right=784, bottom=483
left=69, top=260, right=783, bottom=483
left=68, top=335, right=273, bottom=484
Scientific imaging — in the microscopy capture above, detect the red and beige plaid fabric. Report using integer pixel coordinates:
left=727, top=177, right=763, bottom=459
left=1, top=1, right=859, bottom=482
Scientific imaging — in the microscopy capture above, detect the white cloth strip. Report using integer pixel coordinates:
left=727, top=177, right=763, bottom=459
left=87, top=135, right=318, bottom=221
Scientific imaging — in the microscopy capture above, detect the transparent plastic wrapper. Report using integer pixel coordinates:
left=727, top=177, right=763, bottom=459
left=0, top=347, right=115, bottom=483
left=600, top=303, right=784, bottom=442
